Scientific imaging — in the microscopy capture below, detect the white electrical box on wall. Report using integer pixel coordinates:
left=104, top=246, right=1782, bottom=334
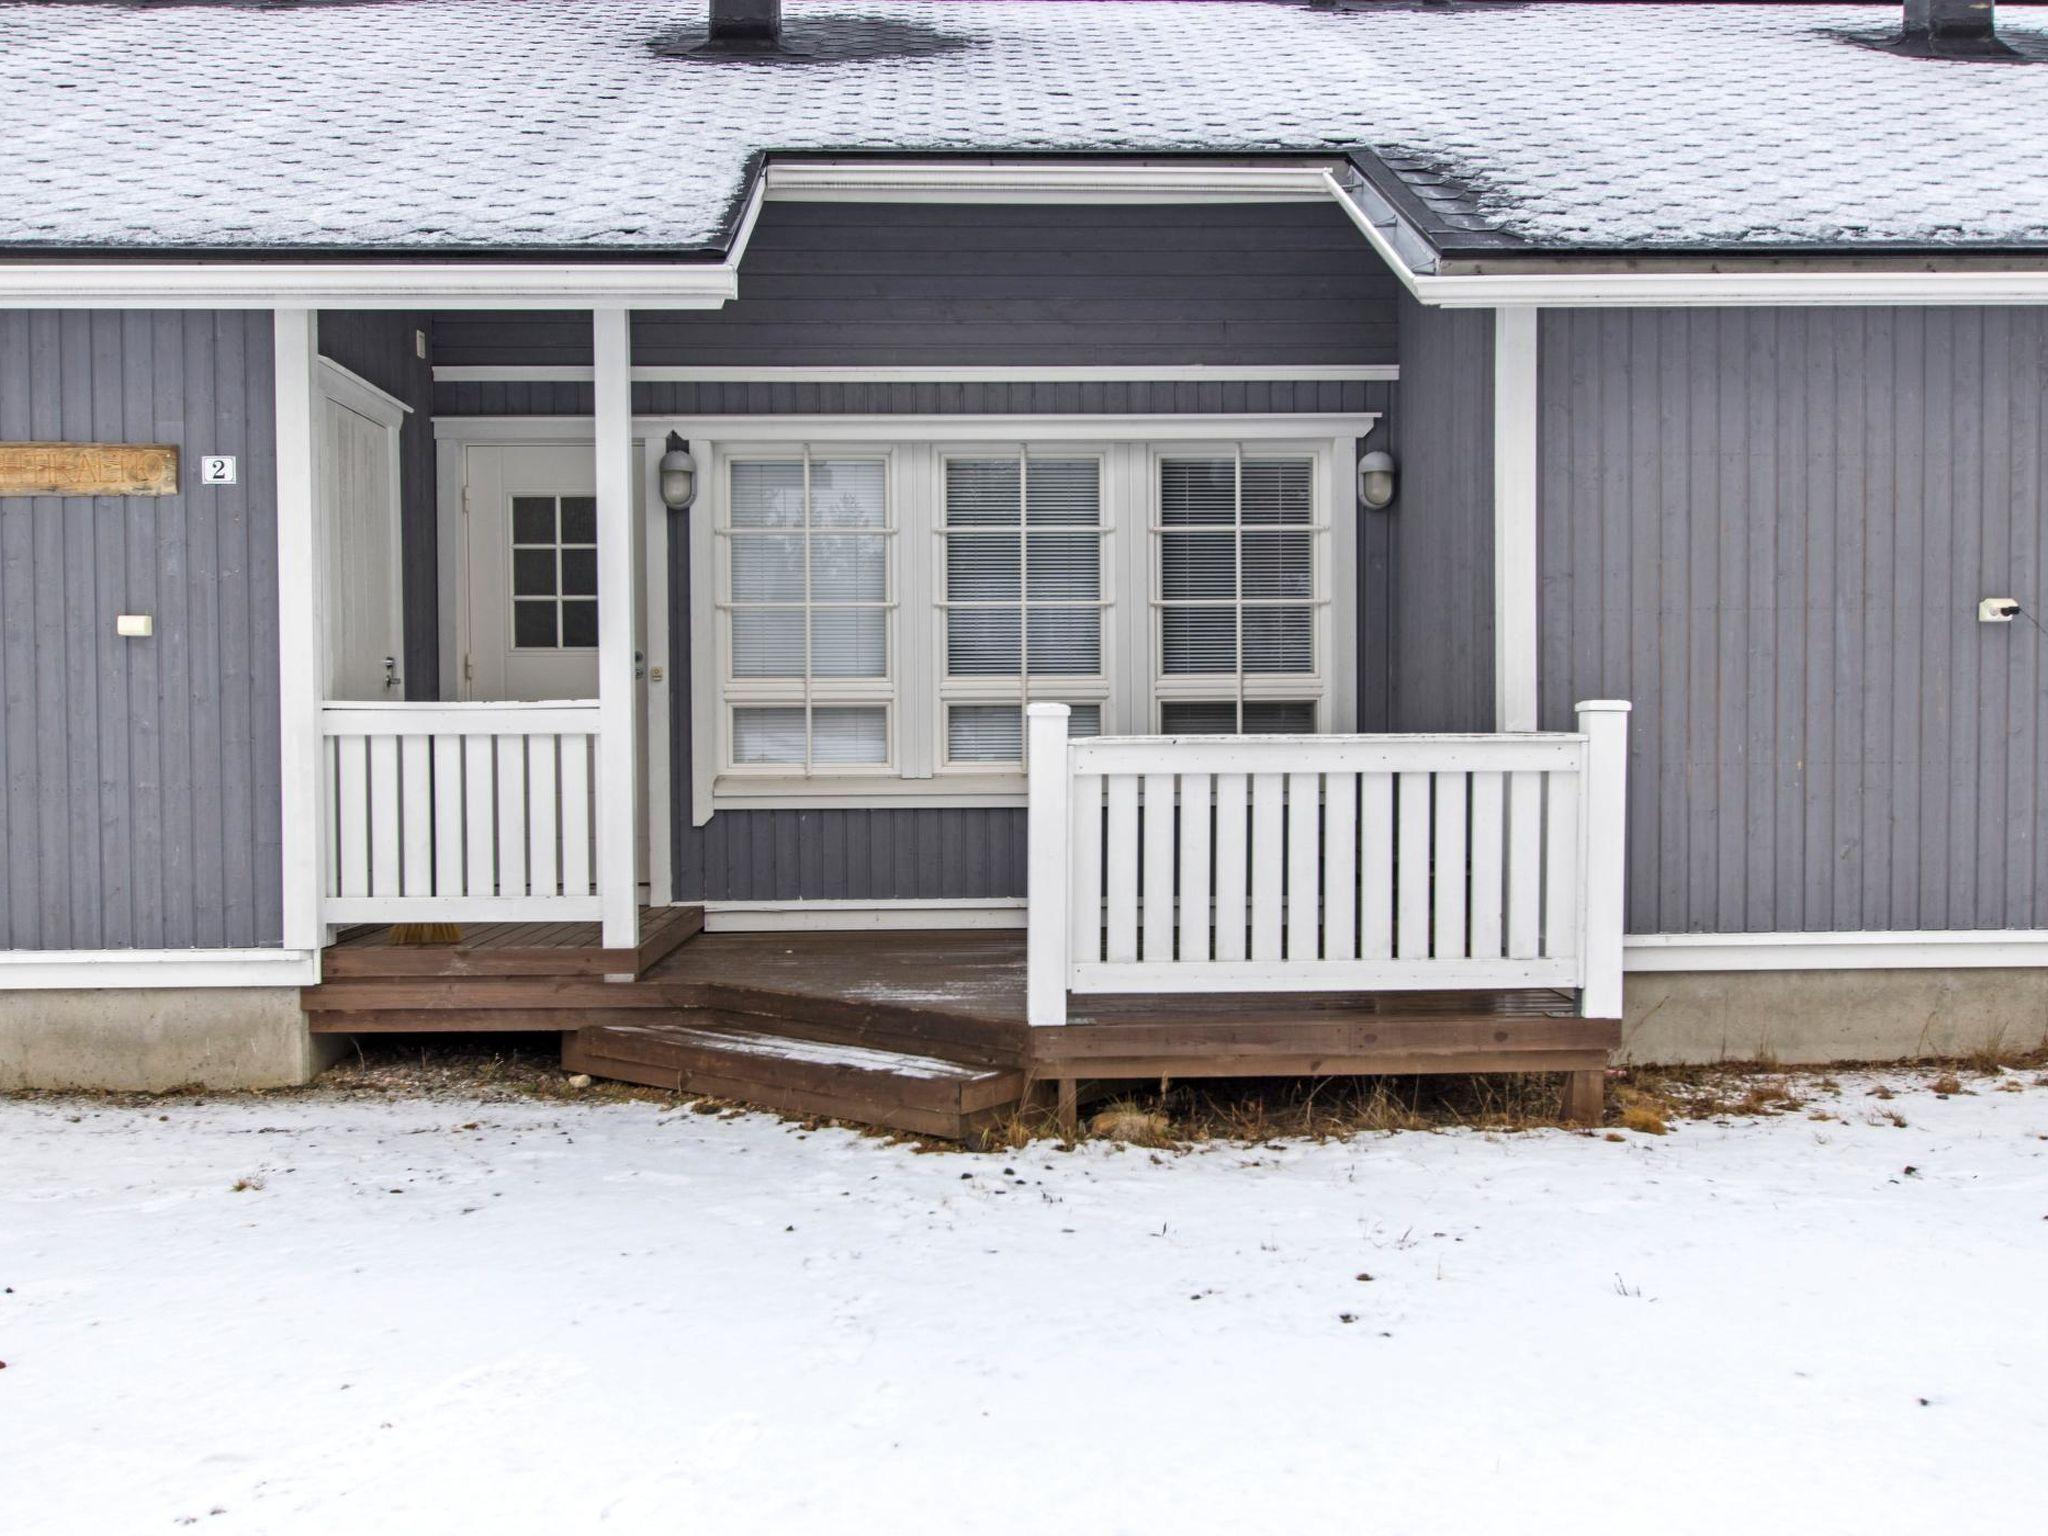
left=1979, top=598, right=2020, bottom=624
left=116, top=614, right=153, bottom=638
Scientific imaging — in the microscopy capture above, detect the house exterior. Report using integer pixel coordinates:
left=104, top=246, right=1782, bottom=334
left=4, top=0, right=2048, bottom=1096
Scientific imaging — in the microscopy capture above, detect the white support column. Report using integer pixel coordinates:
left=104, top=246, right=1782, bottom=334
left=1026, top=703, right=1072, bottom=1027
left=1576, top=699, right=1631, bottom=1018
left=1493, top=306, right=1540, bottom=732
left=593, top=307, right=640, bottom=950
left=273, top=308, right=325, bottom=951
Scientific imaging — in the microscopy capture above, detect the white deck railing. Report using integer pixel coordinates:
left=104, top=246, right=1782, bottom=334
left=1025, top=701, right=1630, bottom=1026
left=320, top=700, right=602, bottom=923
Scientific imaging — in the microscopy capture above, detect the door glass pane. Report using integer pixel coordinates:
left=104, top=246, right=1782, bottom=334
left=509, top=492, right=598, bottom=651
left=558, top=495, right=597, bottom=544
left=559, top=600, right=598, bottom=650
left=512, top=497, right=556, bottom=544
left=513, top=549, right=557, bottom=598
left=513, top=600, right=557, bottom=649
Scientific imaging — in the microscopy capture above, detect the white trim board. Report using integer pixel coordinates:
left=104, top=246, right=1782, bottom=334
left=433, top=365, right=1400, bottom=385
left=1625, top=931, right=2048, bottom=972
left=703, top=899, right=1027, bottom=932
left=435, top=412, right=1380, bottom=443
left=0, top=948, right=320, bottom=990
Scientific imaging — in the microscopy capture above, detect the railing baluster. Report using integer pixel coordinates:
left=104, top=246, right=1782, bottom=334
left=1250, top=773, right=1284, bottom=961
left=1432, top=770, right=1469, bottom=961
left=1469, top=770, right=1506, bottom=959
left=400, top=734, right=433, bottom=898
left=1212, top=772, right=1248, bottom=962
left=1285, top=770, right=1319, bottom=961
left=368, top=732, right=401, bottom=899
left=561, top=733, right=593, bottom=897
left=336, top=735, right=370, bottom=899
left=1323, top=771, right=1358, bottom=963
left=1506, top=770, right=1543, bottom=961
left=1177, top=772, right=1212, bottom=964
left=1142, top=772, right=1176, bottom=963
left=1360, top=771, right=1394, bottom=960
left=1105, top=773, right=1140, bottom=965
left=1396, top=770, right=1431, bottom=959
left=1070, top=772, right=1104, bottom=966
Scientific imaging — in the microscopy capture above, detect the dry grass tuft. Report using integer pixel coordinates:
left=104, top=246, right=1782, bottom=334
left=229, top=1175, right=265, bottom=1193
left=1617, top=1103, right=1669, bottom=1136
left=1930, top=1073, right=1965, bottom=1097
left=1088, top=1102, right=1177, bottom=1146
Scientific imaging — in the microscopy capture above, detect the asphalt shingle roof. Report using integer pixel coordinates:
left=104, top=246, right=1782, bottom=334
left=2, top=0, right=2045, bottom=254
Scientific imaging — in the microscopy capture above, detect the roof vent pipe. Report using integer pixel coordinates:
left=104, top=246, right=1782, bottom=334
left=1893, top=0, right=2018, bottom=58
left=709, top=0, right=781, bottom=44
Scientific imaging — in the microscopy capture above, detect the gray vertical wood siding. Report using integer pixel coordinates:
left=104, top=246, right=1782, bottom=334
left=1387, top=294, right=1495, bottom=733
left=432, top=201, right=1400, bottom=372
left=1539, top=306, right=2048, bottom=935
left=0, top=310, right=281, bottom=949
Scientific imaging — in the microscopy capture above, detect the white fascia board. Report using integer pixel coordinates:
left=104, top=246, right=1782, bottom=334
left=433, top=364, right=1400, bottom=384
left=763, top=159, right=1337, bottom=203
left=1416, top=269, right=2048, bottom=309
left=0, top=262, right=740, bottom=310
left=1626, top=931, right=2048, bottom=972
left=0, top=948, right=320, bottom=989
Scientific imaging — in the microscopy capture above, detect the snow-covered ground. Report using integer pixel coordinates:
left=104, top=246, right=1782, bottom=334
left=5, top=1073, right=2045, bottom=1534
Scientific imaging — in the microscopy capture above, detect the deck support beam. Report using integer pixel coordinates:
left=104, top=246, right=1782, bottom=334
left=593, top=307, right=640, bottom=952
left=1562, top=1068, right=1605, bottom=1125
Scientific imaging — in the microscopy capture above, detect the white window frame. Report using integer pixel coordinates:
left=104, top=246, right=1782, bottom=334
left=1147, top=440, right=1335, bottom=734
left=684, top=415, right=1369, bottom=821
left=712, top=444, right=901, bottom=780
left=932, top=443, right=1116, bottom=779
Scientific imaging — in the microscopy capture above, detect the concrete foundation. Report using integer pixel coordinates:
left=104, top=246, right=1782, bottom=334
left=1621, top=968, right=2048, bottom=1066
left=0, top=988, right=342, bottom=1092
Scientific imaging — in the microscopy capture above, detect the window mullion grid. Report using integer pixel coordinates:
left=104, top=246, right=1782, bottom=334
left=1233, top=444, right=1245, bottom=734
left=1018, top=449, right=1030, bottom=765
left=801, top=446, right=814, bottom=774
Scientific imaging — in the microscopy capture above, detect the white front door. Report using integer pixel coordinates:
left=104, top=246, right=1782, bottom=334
left=462, top=443, right=605, bottom=702
left=318, top=367, right=406, bottom=700
left=459, top=440, right=654, bottom=886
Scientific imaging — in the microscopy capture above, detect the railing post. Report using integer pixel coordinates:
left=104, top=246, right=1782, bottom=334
left=592, top=306, right=639, bottom=952
left=1575, top=700, right=1631, bottom=1018
left=1026, top=703, right=1072, bottom=1027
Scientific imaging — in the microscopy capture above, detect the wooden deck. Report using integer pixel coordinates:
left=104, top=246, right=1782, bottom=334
left=304, top=924, right=1617, bottom=1140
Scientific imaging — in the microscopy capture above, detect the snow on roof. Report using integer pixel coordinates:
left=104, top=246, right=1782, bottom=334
left=1, top=0, right=2045, bottom=254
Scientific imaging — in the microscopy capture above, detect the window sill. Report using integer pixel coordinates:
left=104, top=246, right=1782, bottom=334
left=708, top=774, right=1027, bottom=813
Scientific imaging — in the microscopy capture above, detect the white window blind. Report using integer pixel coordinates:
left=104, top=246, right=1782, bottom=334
left=1156, top=451, right=1322, bottom=733
left=722, top=453, right=893, bottom=770
left=939, top=453, right=1109, bottom=766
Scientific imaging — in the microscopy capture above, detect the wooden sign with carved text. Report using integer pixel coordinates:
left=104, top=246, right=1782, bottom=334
left=0, top=442, right=180, bottom=497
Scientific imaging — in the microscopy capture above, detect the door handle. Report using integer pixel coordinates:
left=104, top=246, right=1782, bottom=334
left=383, top=656, right=402, bottom=691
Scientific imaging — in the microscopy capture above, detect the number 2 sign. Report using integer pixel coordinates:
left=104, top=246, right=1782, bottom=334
left=200, top=455, right=237, bottom=486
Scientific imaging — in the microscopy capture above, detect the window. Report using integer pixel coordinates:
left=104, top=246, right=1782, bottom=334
left=511, top=494, right=598, bottom=649
left=939, top=453, right=1109, bottom=768
left=1154, top=452, right=1322, bottom=733
left=720, top=453, right=893, bottom=770
left=694, top=425, right=1356, bottom=811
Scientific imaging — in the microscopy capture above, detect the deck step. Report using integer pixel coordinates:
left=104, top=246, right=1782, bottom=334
left=566, top=1014, right=1030, bottom=1143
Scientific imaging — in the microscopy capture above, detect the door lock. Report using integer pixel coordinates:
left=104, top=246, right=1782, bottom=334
left=383, top=656, right=402, bottom=691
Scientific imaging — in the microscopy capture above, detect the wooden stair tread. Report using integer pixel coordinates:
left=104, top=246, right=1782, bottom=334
left=590, top=1019, right=1008, bottom=1084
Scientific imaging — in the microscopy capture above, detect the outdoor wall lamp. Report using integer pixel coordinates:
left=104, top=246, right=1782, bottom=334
left=1357, top=448, right=1397, bottom=511
left=659, top=432, right=698, bottom=510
